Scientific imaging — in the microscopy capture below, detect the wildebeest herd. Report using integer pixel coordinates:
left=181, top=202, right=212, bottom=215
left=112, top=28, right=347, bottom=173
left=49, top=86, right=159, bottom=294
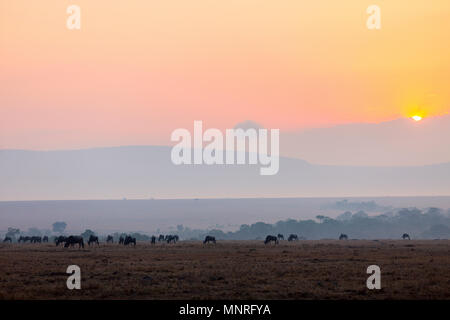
left=2, top=233, right=412, bottom=246
left=17, top=236, right=49, bottom=243
left=119, top=235, right=136, bottom=246
left=264, top=233, right=306, bottom=244
left=46, top=233, right=181, bottom=248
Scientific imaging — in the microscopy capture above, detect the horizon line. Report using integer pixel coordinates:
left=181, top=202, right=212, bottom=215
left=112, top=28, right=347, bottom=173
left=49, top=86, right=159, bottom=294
left=2, top=194, right=450, bottom=203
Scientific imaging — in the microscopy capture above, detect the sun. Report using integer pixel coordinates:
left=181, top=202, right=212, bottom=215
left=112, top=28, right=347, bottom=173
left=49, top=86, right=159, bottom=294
left=411, top=115, right=423, bottom=121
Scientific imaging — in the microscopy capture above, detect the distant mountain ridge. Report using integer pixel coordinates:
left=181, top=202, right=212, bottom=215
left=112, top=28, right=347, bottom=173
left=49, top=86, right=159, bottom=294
left=1, top=146, right=450, bottom=200
left=280, top=114, right=450, bottom=166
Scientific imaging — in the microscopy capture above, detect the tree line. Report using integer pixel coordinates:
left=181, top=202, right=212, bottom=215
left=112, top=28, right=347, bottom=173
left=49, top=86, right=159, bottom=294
left=3, top=207, right=450, bottom=241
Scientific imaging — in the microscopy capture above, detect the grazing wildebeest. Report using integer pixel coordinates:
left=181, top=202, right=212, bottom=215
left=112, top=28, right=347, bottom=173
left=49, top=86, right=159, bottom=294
left=339, top=234, right=348, bottom=240
left=18, top=236, right=31, bottom=243
left=402, top=233, right=411, bottom=240
left=30, top=236, right=42, bottom=243
left=64, top=236, right=84, bottom=249
left=106, top=235, right=114, bottom=243
left=203, top=235, right=216, bottom=244
left=3, top=236, right=12, bottom=243
left=124, top=236, right=136, bottom=246
left=158, top=234, right=165, bottom=242
left=55, top=236, right=67, bottom=246
left=277, top=234, right=284, bottom=240
left=151, top=236, right=156, bottom=245
left=288, top=234, right=299, bottom=241
left=264, top=235, right=278, bottom=245
left=166, top=235, right=178, bottom=244
left=88, top=235, right=99, bottom=246
left=119, top=236, right=125, bottom=244
left=43, top=236, right=49, bottom=243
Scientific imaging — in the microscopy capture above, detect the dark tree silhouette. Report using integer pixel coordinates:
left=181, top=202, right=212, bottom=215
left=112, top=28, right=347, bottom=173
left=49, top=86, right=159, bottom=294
left=52, top=222, right=67, bottom=233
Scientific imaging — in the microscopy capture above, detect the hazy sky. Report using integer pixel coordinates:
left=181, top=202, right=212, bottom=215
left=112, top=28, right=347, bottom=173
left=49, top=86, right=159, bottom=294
left=1, top=0, right=449, bottom=150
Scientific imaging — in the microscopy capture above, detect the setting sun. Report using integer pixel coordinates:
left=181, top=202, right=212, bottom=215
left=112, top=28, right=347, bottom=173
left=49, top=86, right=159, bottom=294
left=412, top=115, right=423, bottom=121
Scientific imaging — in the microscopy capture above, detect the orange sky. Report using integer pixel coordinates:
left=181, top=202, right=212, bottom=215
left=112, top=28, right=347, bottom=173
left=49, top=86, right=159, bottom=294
left=1, top=0, right=449, bottom=149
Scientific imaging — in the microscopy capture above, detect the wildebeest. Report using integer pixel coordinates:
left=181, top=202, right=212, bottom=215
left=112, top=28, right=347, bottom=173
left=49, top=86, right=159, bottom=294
left=264, top=235, right=278, bottom=245
left=55, top=236, right=67, bottom=246
left=203, top=235, right=216, bottom=244
left=158, top=234, right=165, bottom=242
left=124, top=236, right=136, bottom=246
left=151, top=236, right=156, bottom=245
left=166, top=235, right=178, bottom=244
left=288, top=234, right=298, bottom=241
left=43, top=236, right=49, bottom=243
left=88, top=235, right=99, bottom=246
left=64, top=236, right=84, bottom=249
left=3, top=236, right=12, bottom=243
left=339, top=234, right=348, bottom=240
left=402, top=233, right=411, bottom=240
left=18, top=236, right=31, bottom=243
left=30, top=236, right=42, bottom=243
left=277, top=234, right=284, bottom=240
left=119, top=236, right=125, bottom=244
left=106, top=235, right=114, bottom=243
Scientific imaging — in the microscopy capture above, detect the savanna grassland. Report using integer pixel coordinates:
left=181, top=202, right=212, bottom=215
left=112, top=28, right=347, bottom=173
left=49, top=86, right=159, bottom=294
left=0, top=240, right=449, bottom=299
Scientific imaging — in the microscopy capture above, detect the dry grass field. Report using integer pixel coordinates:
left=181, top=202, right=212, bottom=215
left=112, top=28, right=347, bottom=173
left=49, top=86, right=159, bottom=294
left=0, top=240, right=449, bottom=300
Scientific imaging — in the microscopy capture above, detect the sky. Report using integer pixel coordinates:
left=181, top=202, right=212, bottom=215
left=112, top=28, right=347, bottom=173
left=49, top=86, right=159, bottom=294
left=1, top=0, right=450, bottom=150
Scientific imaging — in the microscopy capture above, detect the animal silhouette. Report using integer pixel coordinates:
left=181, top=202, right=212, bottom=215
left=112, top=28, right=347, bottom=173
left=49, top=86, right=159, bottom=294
left=124, top=236, right=136, bottom=246
left=264, top=235, right=278, bottom=245
left=203, top=235, right=216, bottom=244
left=88, top=235, right=99, bottom=246
left=64, top=236, right=84, bottom=249
left=55, top=236, right=67, bottom=246
left=339, top=234, right=348, bottom=240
